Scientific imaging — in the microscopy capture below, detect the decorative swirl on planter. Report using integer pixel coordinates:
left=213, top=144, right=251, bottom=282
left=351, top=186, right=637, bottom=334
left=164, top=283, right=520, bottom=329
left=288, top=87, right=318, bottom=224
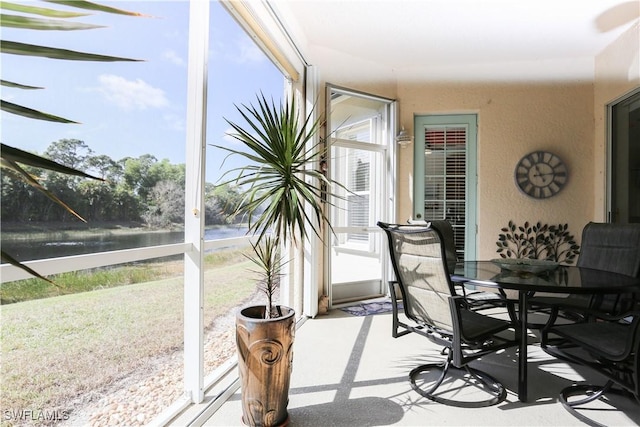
left=248, top=339, right=284, bottom=365
left=262, top=409, right=279, bottom=426
left=244, top=401, right=281, bottom=427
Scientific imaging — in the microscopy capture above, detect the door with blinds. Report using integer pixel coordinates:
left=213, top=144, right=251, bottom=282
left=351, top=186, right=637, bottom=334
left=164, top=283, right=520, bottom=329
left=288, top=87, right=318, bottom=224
left=326, top=85, right=396, bottom=305
left=413, top=115, right=477, bottom=261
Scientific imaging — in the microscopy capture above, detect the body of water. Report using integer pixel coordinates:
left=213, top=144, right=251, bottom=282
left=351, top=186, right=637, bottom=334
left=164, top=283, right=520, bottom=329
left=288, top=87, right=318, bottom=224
left=1, top=226, right=249, bottom=262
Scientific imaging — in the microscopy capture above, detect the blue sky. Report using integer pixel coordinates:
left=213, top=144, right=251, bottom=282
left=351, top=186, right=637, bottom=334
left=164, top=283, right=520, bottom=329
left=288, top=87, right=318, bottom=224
left=1, top=1, right=284, bottom=183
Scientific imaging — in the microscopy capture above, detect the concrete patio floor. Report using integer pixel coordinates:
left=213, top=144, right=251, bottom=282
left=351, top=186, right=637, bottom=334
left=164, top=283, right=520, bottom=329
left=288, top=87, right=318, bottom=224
left=174, top=305, right=640, bottom=426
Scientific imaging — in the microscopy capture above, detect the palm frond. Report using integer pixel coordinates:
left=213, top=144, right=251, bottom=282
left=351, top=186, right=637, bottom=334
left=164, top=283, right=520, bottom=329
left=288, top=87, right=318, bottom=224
left=1, top=99, right=78, bottom=123
left=1, top=143, right=113, bottom=275
left=1, top=40, right=141, bottom=62
left=44, top=0, right=149, bottom=17
left=1, top=157, right=87, bottom=223
left=1, top=143, right=104, bottom=179
left=1, top=2, right=89, bottom=18
left=1, top=79, right=44, bottom=90
left=1, top=13, right=104, bottom=30
left=1, top=250, right=57, bottom=285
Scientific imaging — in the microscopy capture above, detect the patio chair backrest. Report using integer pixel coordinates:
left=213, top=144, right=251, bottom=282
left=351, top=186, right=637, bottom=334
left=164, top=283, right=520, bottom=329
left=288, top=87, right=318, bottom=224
left=408, top=219, right=457, bottom=274
left=379, top=222, right=455, bottom=331
left=577, top=222, right=640, bottom=277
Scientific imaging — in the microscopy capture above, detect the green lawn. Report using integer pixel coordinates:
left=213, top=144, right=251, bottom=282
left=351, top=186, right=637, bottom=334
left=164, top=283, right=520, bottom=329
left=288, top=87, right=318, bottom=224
left=1, top=254, right=258, bottom=421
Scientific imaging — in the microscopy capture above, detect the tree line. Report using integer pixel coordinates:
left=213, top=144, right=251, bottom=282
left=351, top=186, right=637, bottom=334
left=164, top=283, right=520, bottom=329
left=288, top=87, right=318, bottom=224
left=1, top=139, right=245, bottom=228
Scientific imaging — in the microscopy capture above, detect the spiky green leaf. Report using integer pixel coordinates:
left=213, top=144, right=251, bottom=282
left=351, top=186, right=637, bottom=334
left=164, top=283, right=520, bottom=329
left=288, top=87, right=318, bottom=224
left=1, top=157, right=87, bottom=223
left=1, top=250, right=57, bottom=285
left=1, top=79, right=43, bottom=89
left=1, top=40, right=141, bottom=62
left=1, top=13, right=104, bottom=30
left=1, top=1, right=89, bottom=18
left=44, top=0, right=147, bottom=17
left=1, top=143, right=103, bottom=180
left=1, top=100, right=77, bottom=123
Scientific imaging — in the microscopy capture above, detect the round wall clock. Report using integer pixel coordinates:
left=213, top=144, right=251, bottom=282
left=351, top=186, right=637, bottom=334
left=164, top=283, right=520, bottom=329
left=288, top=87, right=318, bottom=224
left=515, top=151, right=568, bottom=199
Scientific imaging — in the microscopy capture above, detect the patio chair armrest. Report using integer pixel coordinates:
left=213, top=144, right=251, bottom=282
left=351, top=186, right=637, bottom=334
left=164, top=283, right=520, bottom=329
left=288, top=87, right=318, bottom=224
left=582, top=308, right=640, bottom=328
left=543, top=306, right=640, bottom=331
left=387, top=280, right=405, bottom=304
left=542, top=307, right=640, bottom=368
left=450, top=293, right=468, bottom=308
left=585, top=308, right=640, bottom=322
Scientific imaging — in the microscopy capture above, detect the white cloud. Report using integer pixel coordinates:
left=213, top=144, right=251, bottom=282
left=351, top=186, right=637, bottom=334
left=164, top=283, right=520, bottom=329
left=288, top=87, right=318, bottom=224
left=229, top=37, right=266, bottom=64
left=223, top=127, right=239, bottom=143
left=209, top=35, right=266, bottom=65
left=209, top=39, right=224, bottom=60
left=95, top=74, right=169, bottom=111
left=163, top=113, right=184, bottom=131
left=162, top=49, right=185, bottom=67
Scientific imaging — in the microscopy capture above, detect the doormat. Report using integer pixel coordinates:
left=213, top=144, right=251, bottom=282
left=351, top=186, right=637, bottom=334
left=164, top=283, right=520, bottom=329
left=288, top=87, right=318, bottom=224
left=340, top=300, right=403, bottom=316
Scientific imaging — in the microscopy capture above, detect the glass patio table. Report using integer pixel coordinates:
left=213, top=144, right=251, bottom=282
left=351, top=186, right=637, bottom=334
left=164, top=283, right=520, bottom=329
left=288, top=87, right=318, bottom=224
left=451, top=260, right=640, bottom=402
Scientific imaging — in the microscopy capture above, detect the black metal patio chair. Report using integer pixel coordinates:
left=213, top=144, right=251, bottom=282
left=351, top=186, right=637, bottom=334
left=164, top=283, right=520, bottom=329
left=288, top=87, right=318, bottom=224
left=541, top=308, right=640, bottom=426
left=378, top=221, right=517, bottom=407
left=530, top=222, right=640, bottom=325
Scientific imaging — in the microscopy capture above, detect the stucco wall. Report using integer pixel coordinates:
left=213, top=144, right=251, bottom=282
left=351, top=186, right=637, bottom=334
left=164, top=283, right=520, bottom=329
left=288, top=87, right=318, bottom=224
left=396, top=82, right=594, bottom=259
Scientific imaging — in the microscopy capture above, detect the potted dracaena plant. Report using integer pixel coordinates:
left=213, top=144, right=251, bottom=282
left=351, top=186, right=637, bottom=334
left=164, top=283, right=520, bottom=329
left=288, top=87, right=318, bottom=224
left=214, top=93, right=338, bottom=427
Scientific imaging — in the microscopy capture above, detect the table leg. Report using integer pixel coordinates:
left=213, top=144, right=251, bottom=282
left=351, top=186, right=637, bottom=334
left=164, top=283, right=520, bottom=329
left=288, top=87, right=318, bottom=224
left=518, top=291, right=528, bottom=402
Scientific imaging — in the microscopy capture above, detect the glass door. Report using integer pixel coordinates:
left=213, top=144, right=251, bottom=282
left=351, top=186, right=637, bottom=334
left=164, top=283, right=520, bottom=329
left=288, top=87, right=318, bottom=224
left=413, top=114, right=477, bottom=261
left=326, top=86, right=395, bottom=306
left=609, top=88, right=640, bottom=223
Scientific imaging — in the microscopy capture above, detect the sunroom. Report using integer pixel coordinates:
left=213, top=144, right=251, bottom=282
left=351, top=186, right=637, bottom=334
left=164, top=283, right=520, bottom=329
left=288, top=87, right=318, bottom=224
left=1, top=0, right=639, bottom=426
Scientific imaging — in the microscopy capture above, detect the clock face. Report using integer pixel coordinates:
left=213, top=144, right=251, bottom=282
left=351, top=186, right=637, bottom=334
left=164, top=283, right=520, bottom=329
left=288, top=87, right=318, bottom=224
left=515, top=151, right=568, bottom=199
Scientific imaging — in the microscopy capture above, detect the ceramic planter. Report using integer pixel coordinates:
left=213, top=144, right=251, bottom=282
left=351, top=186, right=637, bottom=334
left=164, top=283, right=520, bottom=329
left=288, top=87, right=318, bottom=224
left=236, top=305, right=295, bottom=426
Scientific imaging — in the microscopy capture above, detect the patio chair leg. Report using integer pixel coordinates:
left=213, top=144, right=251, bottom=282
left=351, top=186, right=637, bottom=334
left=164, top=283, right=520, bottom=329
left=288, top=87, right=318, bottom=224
left=409, top=355, right=507, bottom=408
left=464, top=365, right=504, bottom=395
left=559, top=380, right=615, bottom=427
left=410, top=360, right=450, bottom=397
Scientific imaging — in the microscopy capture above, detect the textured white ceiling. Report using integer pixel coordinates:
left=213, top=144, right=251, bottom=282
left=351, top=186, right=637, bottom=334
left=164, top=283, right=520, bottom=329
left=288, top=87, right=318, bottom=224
left=273, top=0, right=640, bottom=81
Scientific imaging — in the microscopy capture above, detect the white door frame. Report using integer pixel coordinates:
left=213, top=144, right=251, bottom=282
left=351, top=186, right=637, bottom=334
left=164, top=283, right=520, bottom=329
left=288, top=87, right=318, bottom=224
left=325, top=84, right=396, bottom=307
